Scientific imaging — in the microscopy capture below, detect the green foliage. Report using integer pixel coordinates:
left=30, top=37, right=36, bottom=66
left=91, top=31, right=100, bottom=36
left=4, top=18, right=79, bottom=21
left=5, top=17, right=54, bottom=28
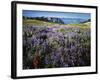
left=23, top=19, right=59, bottom=26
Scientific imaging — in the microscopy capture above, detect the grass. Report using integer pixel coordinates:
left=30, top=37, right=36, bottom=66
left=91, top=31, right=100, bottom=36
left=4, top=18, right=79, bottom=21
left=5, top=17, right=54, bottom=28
left=23, top=19, right=90, bottom=30
left=23, top=19, right=59, bottom=26
left=65, top=23, right=90, bottom=30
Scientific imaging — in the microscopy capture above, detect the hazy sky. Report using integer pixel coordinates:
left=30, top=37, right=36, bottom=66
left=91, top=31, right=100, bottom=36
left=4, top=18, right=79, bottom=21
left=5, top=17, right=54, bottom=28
left=23, top=10, right=90, bottom=20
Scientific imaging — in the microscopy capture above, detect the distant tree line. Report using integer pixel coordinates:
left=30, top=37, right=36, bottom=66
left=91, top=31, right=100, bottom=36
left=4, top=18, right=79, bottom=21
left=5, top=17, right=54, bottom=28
left=23, top=16, right=64, bottom=24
